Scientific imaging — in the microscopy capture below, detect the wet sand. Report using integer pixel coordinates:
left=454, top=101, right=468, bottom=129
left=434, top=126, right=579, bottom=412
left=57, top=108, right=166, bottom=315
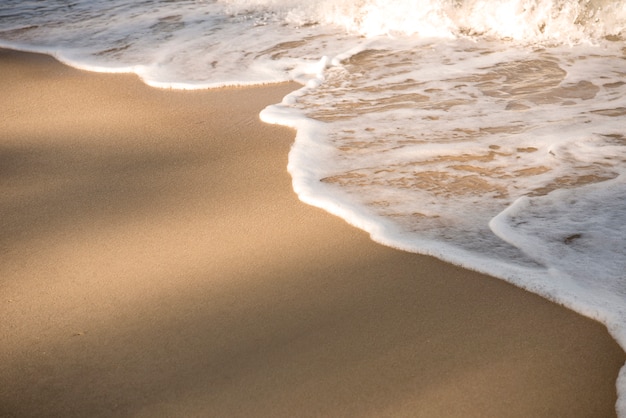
left=0, top=48, right=624, bottom=417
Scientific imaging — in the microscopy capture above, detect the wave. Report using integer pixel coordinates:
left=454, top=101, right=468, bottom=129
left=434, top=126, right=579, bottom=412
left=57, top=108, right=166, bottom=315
left=221, top=0, right=626, bottom=42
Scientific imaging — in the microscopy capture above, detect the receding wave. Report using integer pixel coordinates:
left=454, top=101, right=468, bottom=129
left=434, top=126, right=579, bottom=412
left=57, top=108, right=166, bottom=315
left=2, top=0, right=626, bottom=414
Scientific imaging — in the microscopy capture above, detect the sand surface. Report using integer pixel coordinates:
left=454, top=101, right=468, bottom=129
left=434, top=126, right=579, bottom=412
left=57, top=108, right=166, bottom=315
left=0, top=48, right=624, bottom=417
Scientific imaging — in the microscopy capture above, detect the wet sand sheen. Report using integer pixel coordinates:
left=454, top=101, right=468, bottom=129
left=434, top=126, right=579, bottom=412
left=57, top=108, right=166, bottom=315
left=0, top=48, right=623, bottom=417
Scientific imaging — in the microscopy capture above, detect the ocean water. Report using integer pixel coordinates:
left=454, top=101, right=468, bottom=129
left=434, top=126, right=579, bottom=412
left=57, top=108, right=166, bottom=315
left=1, top=0, right=626, bottom=412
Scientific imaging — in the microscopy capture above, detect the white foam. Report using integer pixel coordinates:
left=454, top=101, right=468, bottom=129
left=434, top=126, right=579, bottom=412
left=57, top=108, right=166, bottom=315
left=262, top=36, right=626, bottom=416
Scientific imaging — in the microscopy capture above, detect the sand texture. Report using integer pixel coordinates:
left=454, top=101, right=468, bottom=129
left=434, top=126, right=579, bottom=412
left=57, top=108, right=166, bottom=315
left=0, top=48, right=624, bottom=417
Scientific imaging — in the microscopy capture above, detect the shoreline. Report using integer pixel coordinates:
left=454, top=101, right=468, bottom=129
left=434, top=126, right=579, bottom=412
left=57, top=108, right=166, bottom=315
left=1, top=48, right=624, bottom=417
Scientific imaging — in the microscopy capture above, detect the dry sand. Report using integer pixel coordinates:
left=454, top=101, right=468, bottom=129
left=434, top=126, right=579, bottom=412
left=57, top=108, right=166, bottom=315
left=0, top=48, right=624, bottom=417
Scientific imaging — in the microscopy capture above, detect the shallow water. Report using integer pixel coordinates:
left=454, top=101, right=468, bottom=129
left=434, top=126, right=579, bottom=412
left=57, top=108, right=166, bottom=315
left=1, top=0, right=626, bottom=414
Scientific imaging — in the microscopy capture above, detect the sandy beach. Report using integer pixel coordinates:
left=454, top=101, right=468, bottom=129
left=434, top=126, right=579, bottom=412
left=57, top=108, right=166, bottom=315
left=0, top=48, right=624, bottom=417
